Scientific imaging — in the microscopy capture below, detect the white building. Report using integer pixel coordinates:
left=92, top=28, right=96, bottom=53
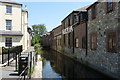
left=0, top=0, right=31, bottom=54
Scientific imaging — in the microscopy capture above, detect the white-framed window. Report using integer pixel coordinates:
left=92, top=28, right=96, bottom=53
left=6, top=5, right=12, bottom=13
left=5, top=37, right=12, bottom=47
left=6, top=20, right=12, bottom=30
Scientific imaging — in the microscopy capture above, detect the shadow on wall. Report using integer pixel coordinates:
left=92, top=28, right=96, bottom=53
left=0, top=47, right=2, bottom=55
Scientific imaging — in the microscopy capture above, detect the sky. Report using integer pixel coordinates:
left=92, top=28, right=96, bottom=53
left=21, top=2, right=94, bottom=32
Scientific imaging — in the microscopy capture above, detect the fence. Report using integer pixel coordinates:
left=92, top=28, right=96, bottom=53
left=17, top=51, right=38, bottom=80
left=2, top=45, right=22, bottom=64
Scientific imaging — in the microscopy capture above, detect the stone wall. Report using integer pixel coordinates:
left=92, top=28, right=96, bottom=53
left=87, top=2, right=119, bottom=77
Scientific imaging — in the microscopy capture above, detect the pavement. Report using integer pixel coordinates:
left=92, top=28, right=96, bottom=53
left=0, top=47, right=42, bottom=80
left=31, top=55, right=42, bottom=79
left=0, top=60, right=19, bottom=80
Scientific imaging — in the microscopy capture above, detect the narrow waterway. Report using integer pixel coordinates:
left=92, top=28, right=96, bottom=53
left=41, top=49, right=112, bottom=79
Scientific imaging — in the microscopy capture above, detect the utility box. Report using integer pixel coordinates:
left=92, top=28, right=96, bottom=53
left=18, top=56, right=28, bottom=75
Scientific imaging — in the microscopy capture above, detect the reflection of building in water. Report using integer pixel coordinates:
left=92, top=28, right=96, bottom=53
left=42, top=50, right=111, bottom=78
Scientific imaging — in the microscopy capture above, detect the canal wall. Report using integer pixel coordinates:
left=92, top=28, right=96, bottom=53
left=32, top=55, right=42, bottom=79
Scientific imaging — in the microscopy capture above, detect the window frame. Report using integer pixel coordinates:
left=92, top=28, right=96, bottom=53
left=6, top=20, right=12, bottom=30
left=90, top=33, right=97, bottom=50
left=6, top=5, right=12, bottom=13
left=5, top=37, right=12, bottom=47
left=106, top=31, right=117, bottom=53
left=107, top=0, right=113, bottom=13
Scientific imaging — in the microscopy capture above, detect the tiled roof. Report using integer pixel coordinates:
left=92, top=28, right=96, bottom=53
left=0, top=0, right=21, bottom=5
left=0, top=30, right=23, bottom=36
left=74, top=5, right=91, bottom=11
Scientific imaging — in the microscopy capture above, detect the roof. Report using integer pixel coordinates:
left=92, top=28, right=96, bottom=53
left=0, top=0, right=22, bottom=5
left=0, top=30, right=23, bottom=36
left=74, top=5, right=91, bottom=11
left=62, top=5, right=90, bottom=22
left=87, top=2, right=99, bottom=10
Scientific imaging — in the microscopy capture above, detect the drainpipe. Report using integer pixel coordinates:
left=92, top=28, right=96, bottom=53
left=72, top=22, right=78, bottom=54
left=73, top=28, right=74, bottom=53
left=86, top=22, right=88, bottom=57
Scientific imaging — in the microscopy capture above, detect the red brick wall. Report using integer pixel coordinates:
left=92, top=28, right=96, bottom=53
left=74, top=21, right=87, bottom=48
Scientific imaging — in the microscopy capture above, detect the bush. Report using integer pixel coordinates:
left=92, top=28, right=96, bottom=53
left=34, top=43, right=41, bottom=51
left=34, top=43, right=43, bottom=55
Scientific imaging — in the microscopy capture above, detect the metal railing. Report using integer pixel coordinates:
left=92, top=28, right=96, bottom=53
left=17, top=51, right=38, bottom=80
left=2, top=45, right=22, bottom=65
left=17, top=66, right=29, bottom=80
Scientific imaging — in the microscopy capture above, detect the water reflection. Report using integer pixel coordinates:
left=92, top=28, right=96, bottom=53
left=41, top=49, right=111, bottom=79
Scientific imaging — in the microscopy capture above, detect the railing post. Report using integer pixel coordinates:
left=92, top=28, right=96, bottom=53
left=24, top=75, right=25, bottom=80
left=2, top=47, right=4, bottom=64
left=8, top=48, right=10, bottom=66
left=16, top=52, right=17, bottom=71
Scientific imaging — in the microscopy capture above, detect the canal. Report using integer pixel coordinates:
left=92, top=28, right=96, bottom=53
left=41, top=49, right=112, bottom=79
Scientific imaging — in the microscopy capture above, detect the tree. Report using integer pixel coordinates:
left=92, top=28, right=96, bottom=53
left=31, top=24, right=47, bottom=46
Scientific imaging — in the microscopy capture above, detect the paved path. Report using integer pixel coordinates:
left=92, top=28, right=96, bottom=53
left=0, top=60, right=19, bottom=80
left=0, top=47, right=36, bottom=80
left=32, top=55, right=42, bottom=79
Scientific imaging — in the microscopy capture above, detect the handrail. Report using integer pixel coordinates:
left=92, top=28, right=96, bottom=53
left=17, top=66, right=28, bottom=80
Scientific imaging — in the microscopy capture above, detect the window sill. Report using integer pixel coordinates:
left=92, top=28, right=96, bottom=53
left=5, top=13, right=12, bottom=15
left=5, top=30, right=12, bottom=31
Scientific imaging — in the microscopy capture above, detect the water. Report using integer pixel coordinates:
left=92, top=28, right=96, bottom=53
left=41, top=49, right=112, bottom=79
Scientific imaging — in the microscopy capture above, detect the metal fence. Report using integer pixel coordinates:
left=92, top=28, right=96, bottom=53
left=2, top=45, right=22, bottom=64
left=17, top=51, right=38, bottom=80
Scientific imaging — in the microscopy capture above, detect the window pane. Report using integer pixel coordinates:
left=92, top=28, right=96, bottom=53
left=6, top=20, right=12, bottom=30
left=5, top=37, right=12, bottom=47
left=107, top=0, right=113, bottom=11
left=6, top=6, right=12, bottom=13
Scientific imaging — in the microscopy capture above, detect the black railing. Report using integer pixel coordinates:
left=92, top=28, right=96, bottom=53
left=2, top=45, right=22, bottom=64
left=17, top=51, right=38, bottom=80
left=17, top=66, right=28, bottom=80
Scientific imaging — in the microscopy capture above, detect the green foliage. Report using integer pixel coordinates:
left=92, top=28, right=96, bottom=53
left=34, top=43, right=43, bottom=55
left=31, top=24, right=47, bottom=46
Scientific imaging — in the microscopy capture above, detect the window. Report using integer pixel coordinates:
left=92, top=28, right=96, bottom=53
left=82, top=37, right=86, bottom=49
left=75, top=38, right=79, bottom=48
left=6, top=20, right=12, bottom=30
left=74, top=15, right=78, bottom=23
left=106, top=32, right=117, bottom=53
left=5, top=37, right=12, bottom=47
left=6, top=5, right=12, bottom=13
left=91, top=5, right=96, bottom=19
left=107, top=0, right=113, bottom=12
left=90, top=33, right=97, bottom=50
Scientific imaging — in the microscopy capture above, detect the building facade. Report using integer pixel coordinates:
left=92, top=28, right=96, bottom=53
left=86, top=2, right=120, bottom=77
left=40, top=1, right=120, bottom=78
left=0, top=0, right=31, bottom=54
